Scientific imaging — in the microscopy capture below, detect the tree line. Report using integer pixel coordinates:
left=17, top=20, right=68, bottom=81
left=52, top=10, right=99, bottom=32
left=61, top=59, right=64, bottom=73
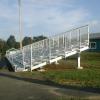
left=0, top=35, right=47, bottom=56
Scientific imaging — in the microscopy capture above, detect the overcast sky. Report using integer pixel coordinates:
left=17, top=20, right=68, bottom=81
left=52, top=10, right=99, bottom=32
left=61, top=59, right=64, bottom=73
left=0, top=0, right=100, bottom=40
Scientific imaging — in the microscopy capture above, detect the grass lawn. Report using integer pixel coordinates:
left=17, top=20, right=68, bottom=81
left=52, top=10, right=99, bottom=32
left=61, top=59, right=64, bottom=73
left=43, top=69, right=100, bottom=88
left=42, top=52, right=100, bottom=88
left=0, top=52, right=100, bottom=88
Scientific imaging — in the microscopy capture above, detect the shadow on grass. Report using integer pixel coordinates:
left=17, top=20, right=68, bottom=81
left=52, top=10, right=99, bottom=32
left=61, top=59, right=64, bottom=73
left=0, top=72, right=100, bottom=94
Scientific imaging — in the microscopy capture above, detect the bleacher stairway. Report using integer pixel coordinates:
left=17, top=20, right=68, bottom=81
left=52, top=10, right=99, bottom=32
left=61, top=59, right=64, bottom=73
left=6, top=25, right=89, bottom=72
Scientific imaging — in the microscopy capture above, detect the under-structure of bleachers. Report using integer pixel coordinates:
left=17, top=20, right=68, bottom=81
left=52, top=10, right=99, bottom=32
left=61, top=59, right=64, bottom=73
left=6, top=25, right=89, bottom=72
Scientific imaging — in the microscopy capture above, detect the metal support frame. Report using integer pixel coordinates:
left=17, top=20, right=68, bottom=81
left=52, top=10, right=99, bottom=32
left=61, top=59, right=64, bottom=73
left=53, top=38, right=54, bottom=46
left=55, top=60, right=59, bottom=65
left=69, top=31, right=71, bottom=50
left=58, top=36, right=59, bottom=48
left=30, top=44, right=32, bottom=72
left=22, top=49, right=25, bottom=70
left=88, top=25, right=90, bottom=45
left=42, top=40, right=45, bottom=59
left=6, top=25, right=89, bottom=72
left=77, top=29, right=83, bottom=69
left=63, top=35, right=64, bottom=47
left=49, top=39, right=51, bottom=61
left=79, top=29, right=81, bottom=49
left=64, top=34, right=66, bottom=53
left=77, top=52, right=83, bottom=69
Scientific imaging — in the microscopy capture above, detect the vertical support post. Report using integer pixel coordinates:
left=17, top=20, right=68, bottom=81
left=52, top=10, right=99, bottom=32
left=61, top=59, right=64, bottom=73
left=52, top=38, right=55, bottom=58
left=53, top=38, right=54, bottom=47
left=77, top=29, right=79, bottom=46
left=11, top=54, right=16, bottom=72
left=64, top=34, right=66, bottom=59
left=77, top=52, right=83, bottom=69
left=55, top=37, right=59, bottom=64
left=64, top=34, right=66, bottom=52
left=79, top=29, right=81, bottom=49
left=55, top=60, right=59, bottom=65
left=42, top=40, right=44, bottom=59
left=49, top=39, right=51, bottom=63
left=77, top=29, right=83, bottom=69
left=88, top=25, right=89, bottom=46
left=22, top=48, right=25, bottom=70
left=69, top=32, right=71, bottom=50
left=63, top=35, right=64, bottom=48
left=77, top=52, right=80, bottom=69
left=30, top=44, right=32, bottom=72
left=58, top=36, right=59, bottom=48
left=63, top=34, right=65, bottom=57
left=38, top=42, right=39, bottom=57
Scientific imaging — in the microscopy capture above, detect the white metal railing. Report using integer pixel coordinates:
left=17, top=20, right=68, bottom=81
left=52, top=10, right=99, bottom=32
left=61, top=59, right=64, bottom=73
left=6, top=25, right=89, bottom=71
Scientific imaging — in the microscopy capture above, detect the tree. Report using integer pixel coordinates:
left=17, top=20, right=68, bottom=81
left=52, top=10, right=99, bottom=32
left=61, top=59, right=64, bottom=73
left=0, top=39, right=8, bottom=55
left=6, top=35, right=16, bottom=49
left=2, top=43, right=9, bottom=55
left=33, top=35, right=47, bottom=42
left=0, top=39, right=5, bottom=53
left=0, top=35, right=47, bottom=56
left=22, top=37, right=32, bottom=46
left=15, top=42, right=20, bottom=49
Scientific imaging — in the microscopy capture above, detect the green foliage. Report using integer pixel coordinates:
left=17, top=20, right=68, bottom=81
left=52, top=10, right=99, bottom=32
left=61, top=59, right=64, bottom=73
left=0, top=35, right=47, bottom=56
left=22, top=35, right=47, bottom=46
left=33, top=35, right=47, bottom=42
left=22, top=37, right=32, bottom=46
left=0, top=39, right=6, bottom=55
left=15, top=42, right=20, bottom=49
left=6, top=35, right=16, bottom=49
left=43, top=69, right=100, bottom=87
